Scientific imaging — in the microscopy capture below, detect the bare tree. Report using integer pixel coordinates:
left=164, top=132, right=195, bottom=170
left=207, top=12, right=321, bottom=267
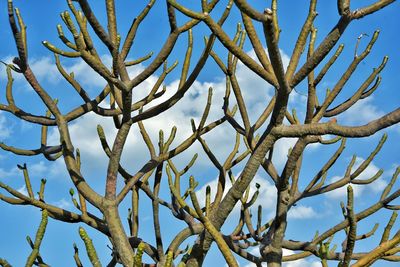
left=0, top=0, right=399, bottom=266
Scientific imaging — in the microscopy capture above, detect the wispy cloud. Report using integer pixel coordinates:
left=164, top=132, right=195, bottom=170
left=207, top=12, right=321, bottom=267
left=326, top=157, right=387, bottom=200
left=338, top=97, right=384, bottom=126
left=51, top=198, right=72, bottom=209
left=288, top=205, right=318, bottom=219
left=0, top=56, right=60, bottom=85
left=0, top=111, right=12, bottom=139
left=44, top=49, right=298, bottom=178
left=243, top=248, right=321, bottom=267
left=17, top=184, right=28, bottom=196
left=0, top=165, right=19, bottom=179
left=195, top=173, right=277, bottom=219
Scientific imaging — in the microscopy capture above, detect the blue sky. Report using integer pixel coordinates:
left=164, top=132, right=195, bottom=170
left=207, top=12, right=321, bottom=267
left=0, top=1, right=399, bottom=266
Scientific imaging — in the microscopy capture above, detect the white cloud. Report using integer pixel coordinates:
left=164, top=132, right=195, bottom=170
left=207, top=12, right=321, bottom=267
left=282, top=249, right=321, bottom=267
left=17, top=184, right=28, bottom=196
left=0, top=159, right=65, bottom=185
left=246, top=48, right=290, bottom=71
left=338, top=98, right=384, bottom=126
left=0, top=56, right=17, bottom=81
left=52, top=198, right=72, bottom=209
left=2, top=47, right=299, bottom=179
left=243, top=248, right=321, bottom=267
left=326, top=157, right=387, bottom=199
left=0, top=165, right=19, bottom=179
left=21, top=160, right=65, bottom=180
left=19, top=120, right=34, bottom=132
left=288, top=205, right=318, bottom=219
left=29, top=160, right=48, bottom=174
left=195, top=173, right=277, bottom=218
left=25, top=48, right=302, bottom=198
left=0, top=112, right=12, bottom=139
left=64, top=55, right=111, bottom=88
left=270, top=138, right=298, bottom=170
left=49, top=112, right=118, bottom=160
left=16, top=184, right=39, bottom=199
left=44, top=49, right=297, bottom=176
left=30, top=57, right=61, bottom=85
left=322, top=87, right=399, bottom=135
left=0, top=56, right=60, bottom=85
left=0, top=55, right=110, bottom=90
